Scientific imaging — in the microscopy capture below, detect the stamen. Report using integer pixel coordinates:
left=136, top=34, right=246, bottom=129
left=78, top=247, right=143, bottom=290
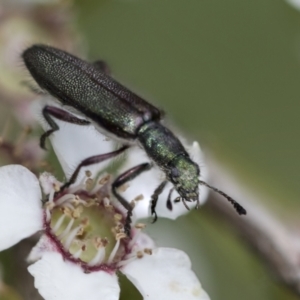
left=129, top=226, right=144, bottom=248
left=112, top=223, right=124, bottom=235
left=88, top=174, right=111, bottom=194
left=88, top=239, right=106, bottom=266
left=89, top=247, right=106, bottom=266
left=56, top=194, right=75, bottom=206
left=52, top=213, right=66, bottom=233
left=73, top=244, right=86, bottom=259
left=103, top=197, right=114, bottom=211
left=107, top=233, right=125, bottom=264
left=48, top=188, right=55, bottom=203
left=117, top=255, right=136, bottom=267
left=98, top=174, right=111, bottom=185
left=63, top=202, right=75, bottom=210
left=71, top=195, right=82, bottom=206
left=83, top=198, right=97, bottom=207
left=103, top=197, right=111, bottom=207
left=53, top=182, right=61, bottom=192
left=59, top=218, right=74, bottom=239
left=64, top=225, right=83, bottom=249
left=45, top=207, right=52, bottom=222
left=68, top=176, right=86, bottom=193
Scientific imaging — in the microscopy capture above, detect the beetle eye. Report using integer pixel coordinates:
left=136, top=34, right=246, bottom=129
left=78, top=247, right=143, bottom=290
left=171, top=167, right=180, bottom=178
left=174, top=197, right=181, bottom=203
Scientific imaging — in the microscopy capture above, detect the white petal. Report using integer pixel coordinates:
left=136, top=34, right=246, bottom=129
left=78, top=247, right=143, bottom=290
left=286, top=0, right=300, bottom=10
left=119, top=142, right=209, bottom=220
left=0, top=165, right=43, bottom=251
left=39, top=172, right=61, bottom=195
left=129, top=232, right=156, bottom=252
left=28, top=252, right=120, bottom=300
left=32, top=97, right=116, bottom=182
left=122, top=248, right=210, bottom=300
left=27, top=235, right=58, bottom=263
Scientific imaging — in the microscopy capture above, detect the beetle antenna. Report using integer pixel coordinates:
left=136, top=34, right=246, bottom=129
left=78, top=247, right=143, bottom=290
left=199, top=180, right=246, bottom=215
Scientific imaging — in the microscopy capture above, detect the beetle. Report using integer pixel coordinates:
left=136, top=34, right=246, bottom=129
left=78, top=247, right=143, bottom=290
left=22, top=44, right=246, bottom=235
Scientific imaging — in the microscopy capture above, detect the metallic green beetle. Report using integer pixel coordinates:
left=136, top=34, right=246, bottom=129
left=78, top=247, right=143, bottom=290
left=23, top=45, right=246, bottom=235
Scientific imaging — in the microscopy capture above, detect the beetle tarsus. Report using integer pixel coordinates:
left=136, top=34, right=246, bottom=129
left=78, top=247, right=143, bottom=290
left=150, top=180, right=168, bottom=223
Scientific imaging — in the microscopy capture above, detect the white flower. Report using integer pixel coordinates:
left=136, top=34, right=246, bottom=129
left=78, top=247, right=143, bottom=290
left=0, top=97, right=210, bottom=299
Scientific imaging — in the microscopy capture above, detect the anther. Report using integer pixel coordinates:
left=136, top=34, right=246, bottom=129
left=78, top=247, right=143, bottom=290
left=85, top=178, right=94, bottom=191
left=103, top=197, right=111, bottom=207
left=118, top=183, right=130, bottom=193
left=85, top=170, right=92, bottom=178
left=72, top=206, right=83, bottom=219
left=144, top=248, right=152, bottom=255
left=53, top=182, right=61, bottom=192
left=62, top=206, right=73, bottom=218
left=98, top=174, right=111, bottom=185
left=133, top=194, right=144, bottom=202
left=114, top=213, right=123, bottom=222
left=135, top=223, right=146, bottom=229
left=136, top=251, right=143, bottom=259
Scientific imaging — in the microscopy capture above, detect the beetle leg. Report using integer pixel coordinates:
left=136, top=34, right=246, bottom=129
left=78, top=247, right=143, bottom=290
left=150, top=180, right=168, bottom=223
left=112, top=162, right=152, bottom=236
left=41, top=105, right=90, bottom=150
left=61, top=145, right=130, bottom=191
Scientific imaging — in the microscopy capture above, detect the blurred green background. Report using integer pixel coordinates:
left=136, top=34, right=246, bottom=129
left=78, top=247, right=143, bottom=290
left=1, top=0, right=300, bottom=299
left=72, top=0, right=300, bottom=299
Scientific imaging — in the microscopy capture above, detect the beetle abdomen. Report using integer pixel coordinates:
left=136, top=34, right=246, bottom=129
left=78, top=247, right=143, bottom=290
left=23, top=45, right=162, bottom=139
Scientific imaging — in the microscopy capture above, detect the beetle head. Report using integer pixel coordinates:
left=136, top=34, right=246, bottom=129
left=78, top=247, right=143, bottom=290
left=168, top=155, right=200, bottom=203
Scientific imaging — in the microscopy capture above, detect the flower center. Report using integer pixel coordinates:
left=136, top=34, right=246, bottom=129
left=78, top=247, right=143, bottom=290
left=42, top=171, right=140, bottom=272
